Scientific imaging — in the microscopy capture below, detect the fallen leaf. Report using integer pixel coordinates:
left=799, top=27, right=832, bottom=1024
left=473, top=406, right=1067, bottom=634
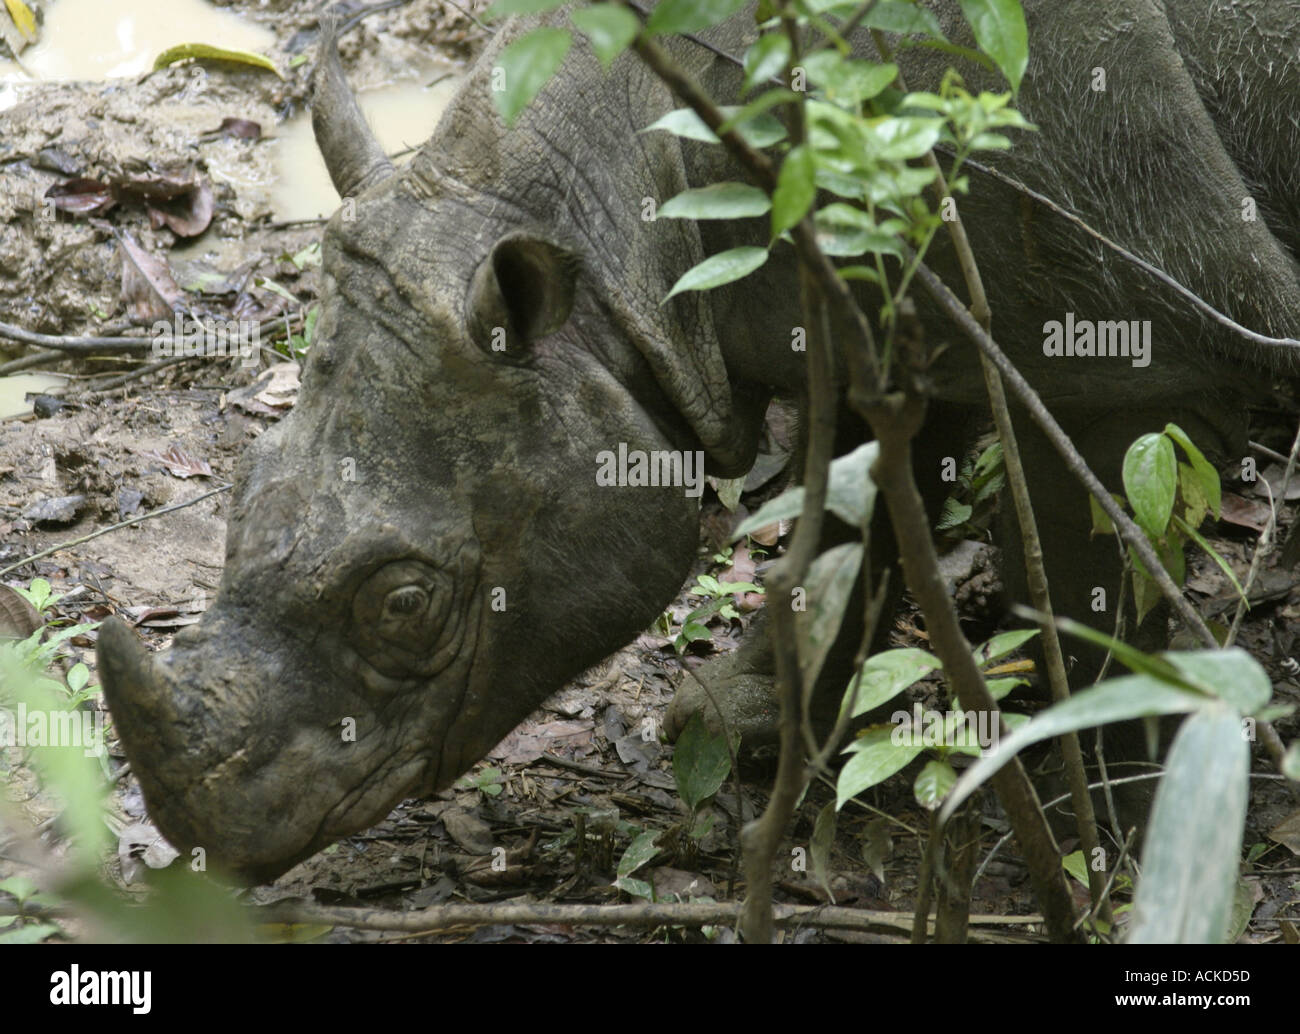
left=1219, top=492, right=1270, bottom=534
left=45, top=177, right=116, bottom=216
left=153, top=42, right=283, bottom=79
left=138, top=444, right=213, bottom=479
left=117, top=230, right=184, bottom=321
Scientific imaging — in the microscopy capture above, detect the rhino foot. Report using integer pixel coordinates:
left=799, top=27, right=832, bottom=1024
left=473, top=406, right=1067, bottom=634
left=665, top=638, right=781, bottom=746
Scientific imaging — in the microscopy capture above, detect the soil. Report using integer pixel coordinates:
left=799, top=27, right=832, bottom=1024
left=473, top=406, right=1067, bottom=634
left=1, top=0, right=1297, bottom=945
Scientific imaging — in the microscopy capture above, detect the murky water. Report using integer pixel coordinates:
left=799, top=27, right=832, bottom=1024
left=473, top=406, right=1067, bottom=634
left=0, top=0, right=460, bottom=221
left=0, top=373, right=68, bottom=419
left=270, top=76, right=460, bottom=222
left=0, top=0, right=274, bottom=86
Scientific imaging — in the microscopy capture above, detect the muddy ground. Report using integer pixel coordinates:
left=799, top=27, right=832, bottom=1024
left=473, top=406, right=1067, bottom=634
left=1, top=0, right=1298, bottom=944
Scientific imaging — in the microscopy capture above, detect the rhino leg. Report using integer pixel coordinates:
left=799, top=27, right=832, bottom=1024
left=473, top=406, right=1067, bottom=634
left=667, top=403, right=969, bottom=745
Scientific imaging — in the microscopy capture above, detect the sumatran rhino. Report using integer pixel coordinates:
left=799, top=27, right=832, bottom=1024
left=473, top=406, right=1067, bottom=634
left=97, top=1, right=1300, bottom=881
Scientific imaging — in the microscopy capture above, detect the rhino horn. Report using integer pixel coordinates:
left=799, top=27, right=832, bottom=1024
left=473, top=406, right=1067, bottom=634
left=311, top=14, right=395, bottom=198
left=97, top=617, right=181, bottom=768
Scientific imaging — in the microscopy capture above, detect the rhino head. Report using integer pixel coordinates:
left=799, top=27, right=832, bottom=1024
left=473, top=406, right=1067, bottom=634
left=97, top=20, right=767, bottom=882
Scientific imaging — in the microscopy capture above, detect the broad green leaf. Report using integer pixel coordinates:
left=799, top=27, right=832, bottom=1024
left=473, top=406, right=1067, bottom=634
left=662, top=246, right=768, bottom=301
left=493, top=28, right=571, bottom=126
left=571, top=4, right=639, bottom=68
left=938, top=673, right=1206, bottom=825
left=742, top=33, right=790, bottom=93
left=867, top=116, right=944, bottom=161
left=797, top=543, right=864, bottom=694
left=672, top=712, right=731, bottom=811
left=973, top=628, right=1038, bottom=667
left=658, top=182, right=771, bottom=220
left=1162, top=649, right=1271, bottom=713
left=957, top=0, right=1028, bottom=93
left=1128, top=705, right=1249, bottom=943
left=983, top=676, right=1026, bottom=701
left=1051, top=614, right=1197, bottom=688
left=153, top=43, right=282, bottom=79
left=843, top=647, right=942, bottom=719
left=858, top=0, right=946, bottom=38
left=646, top=0, right=749, bottom=35
left=1164, top=422, right=1221, bottom=518
left=732, top=441, right=880, bottom=539
left=771, top=144, right=816, bottom=237
left=0, top=923, right=61, bottom=944
left=616, top=829, right=662, bottom=878
left=643, top=106, right=787, bottom=147
left=1123, top=432, right=1177, bottom=539
left=914, top=759, right=956, bottom=809
left=837, top=727, right=924, bottom=807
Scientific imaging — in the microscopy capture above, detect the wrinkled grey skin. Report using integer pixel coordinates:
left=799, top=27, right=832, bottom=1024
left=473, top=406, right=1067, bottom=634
left=98, top=1, right=1300, bottom=882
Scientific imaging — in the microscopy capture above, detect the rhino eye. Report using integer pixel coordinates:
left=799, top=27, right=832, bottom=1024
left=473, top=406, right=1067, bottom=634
left=385, top=586, right=427, bottom=617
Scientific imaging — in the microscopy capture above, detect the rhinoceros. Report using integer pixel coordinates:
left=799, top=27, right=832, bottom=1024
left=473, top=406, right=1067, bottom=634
left=97, top=0, right=1300, bottom=882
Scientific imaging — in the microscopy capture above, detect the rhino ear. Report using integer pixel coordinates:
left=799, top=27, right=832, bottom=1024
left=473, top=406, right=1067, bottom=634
left=467, top=234, right=576, bottom=358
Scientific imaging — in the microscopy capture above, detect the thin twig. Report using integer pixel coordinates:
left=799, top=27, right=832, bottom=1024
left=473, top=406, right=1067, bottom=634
left=0, top=486, right=231, bottom=580
left=0, top=321, right=150, bottom=353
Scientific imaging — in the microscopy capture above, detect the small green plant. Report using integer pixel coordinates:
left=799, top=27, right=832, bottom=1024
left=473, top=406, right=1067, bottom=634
left=834, top=629, right=1037, bottom=811
left=937, top=440, right=1004, bottom=540
left=672, top=572, right=764, bottom=654
left=453, top=764, right=505, bottom=797
left=612, top=712, right=732, bottom=900
left=1090, top=423, right=1241, bottom=625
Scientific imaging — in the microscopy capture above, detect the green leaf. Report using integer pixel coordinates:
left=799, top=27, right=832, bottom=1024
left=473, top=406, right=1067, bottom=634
left=0, top=923, right=61, bottom=944
left=810, top=801, right=837, bottom=901
left=643, top=106, right=787, bottom=147
left=732, top=441, right=880, bottom=538
left=616, top=830, right=662, bottom=879
left=1051, top=615, right=1198, bottom=689
left=973, top=628, right=1038, bottom=667
left=658, top=182, right=771, bottom=220
left=858, top=0, right=946, bottom=38
left=937, top=674, right=1207, bottom=825
left=571, top=4, right=639, bottom=68
left=1164, top=422, right=1221, bottom=519
left=797, top=543, right=864, bottom=695
left=771, top=144, right=816, bottom=237
left=742, top=33, right=790, bottom=93
left=842, top=647, right=943, bottom=719
left=1128, top=705, right=1249, bottom=943
left=663, top=246, right=768, bottom=301
left=913, top=759, right=956, bottom=809
left=672, top=712, right=731, bottom=811
left=493, top=28, right=572, bottom=126
left=983, top=676, right=1026, bottom=701
left=1162, top=649, right=1272, bottom=714
left=0, top=876, right=37, bottom=905
left=1282, top=741, right=1300, bottom=781
left=153, top=42, right=282, bottom=79
left=65, top=662, right=89, bottom=694
left=957, top=0, right=1028, bottom=93
left=646, top=0, right=750, bottom=35
left=837, top=727, right=924, bottom=807
left=1122, top=432, right=1177, bottom=539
